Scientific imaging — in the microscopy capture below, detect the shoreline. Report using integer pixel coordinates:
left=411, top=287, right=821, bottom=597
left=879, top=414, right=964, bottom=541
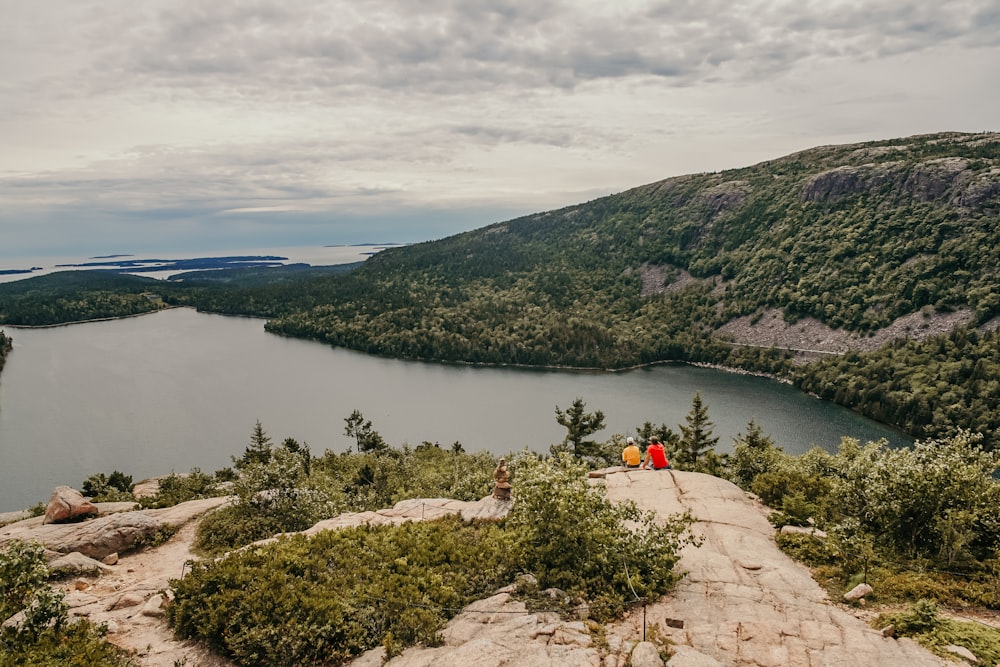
left=2, top=305, right=179, bottom=330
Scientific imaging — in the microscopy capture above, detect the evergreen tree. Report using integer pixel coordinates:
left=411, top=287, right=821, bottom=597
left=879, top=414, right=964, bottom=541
left=635, top=421, right=681, bottom=458
left=282, top=437, right=311, bottom=476
left=236, top=420, right=273, bottom=469
left=728, top=419, right=782, bottom=488
left=552, top=397, right=606, bottom=459
left=344, top=409, right=387, bottom=453
left=677, top=392, right=720, bottom=471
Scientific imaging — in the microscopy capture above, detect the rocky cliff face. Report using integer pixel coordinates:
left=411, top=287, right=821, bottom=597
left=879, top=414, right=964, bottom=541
left=802, top=156, right=999, bottom=208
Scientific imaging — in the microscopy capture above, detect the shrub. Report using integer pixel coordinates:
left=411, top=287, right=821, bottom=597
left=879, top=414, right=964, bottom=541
left=833, top=431, right=1000, bottom=563
left=876, top=598, right=1000, bottom=664
left=139, top=468, right=227, bottom=509
left=194, top=448, right=335, bottom=554
left=775, top=532, right=838, bottom=567
left=506, top=451, right=696, bottom=619
left=0, top=541, right=133, bottom=666
left=81, top=470, right=135, bottom=502
left=171, top=517, right=515, bottom=666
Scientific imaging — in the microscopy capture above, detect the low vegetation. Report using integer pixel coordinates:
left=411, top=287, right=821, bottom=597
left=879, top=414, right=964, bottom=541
left=0, top=541, right=134, bottom=667
left=12, top=386, right=1000, bottom=665
left=169, top=451, right=695, bottom=665
left=728, top=425, right=1000, bottom=660
left=876, top=599, right=1000, bottom=665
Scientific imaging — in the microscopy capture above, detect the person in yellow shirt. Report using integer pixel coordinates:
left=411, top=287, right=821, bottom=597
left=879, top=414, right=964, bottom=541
left=622, top=437, right=642, bottom=468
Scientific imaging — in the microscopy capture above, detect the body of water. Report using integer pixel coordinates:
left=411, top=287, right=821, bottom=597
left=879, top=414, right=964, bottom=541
left=0, top=308, right=910, bottom=511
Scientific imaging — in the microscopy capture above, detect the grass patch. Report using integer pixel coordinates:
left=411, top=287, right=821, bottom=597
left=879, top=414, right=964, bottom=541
left=876, top=600, right=1000, bottom=665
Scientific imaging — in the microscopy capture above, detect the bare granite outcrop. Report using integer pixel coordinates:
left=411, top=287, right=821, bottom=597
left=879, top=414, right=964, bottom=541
left=2, top=475, right=947, bottom=666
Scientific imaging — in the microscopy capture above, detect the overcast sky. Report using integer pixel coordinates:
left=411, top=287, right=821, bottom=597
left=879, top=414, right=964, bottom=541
left=1, top=1, right=997, bottom=258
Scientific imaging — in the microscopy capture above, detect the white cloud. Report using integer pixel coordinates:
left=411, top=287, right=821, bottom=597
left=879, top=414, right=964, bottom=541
left=0, top=0, right=997, bottom=256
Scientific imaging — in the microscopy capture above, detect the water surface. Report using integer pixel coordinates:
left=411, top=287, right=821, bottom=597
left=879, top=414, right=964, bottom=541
left=0, top=308, right=909, bottom=511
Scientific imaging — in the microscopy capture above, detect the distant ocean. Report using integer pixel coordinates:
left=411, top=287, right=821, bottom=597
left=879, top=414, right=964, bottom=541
left=0, top=244, right=402, bottom=284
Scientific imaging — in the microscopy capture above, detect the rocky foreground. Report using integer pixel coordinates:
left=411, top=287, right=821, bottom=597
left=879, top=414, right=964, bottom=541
left=1, top=471, right=947, bottom=666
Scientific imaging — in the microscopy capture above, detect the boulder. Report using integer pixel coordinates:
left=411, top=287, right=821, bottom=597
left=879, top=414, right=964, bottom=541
left=459, top=496, right=512, bottom=522
left=1, top=610, right=25, bottom=631
left=141, top=594, right=166, bottom=617
left=43, top=486, right=98, bottom=524
left=0, top=511, right=165, bottom=560
left=843, top=583, right=874, bottom=602
left=109, top=592, right=146, bottom=611
left=630, top=641, right=665, bottom=667
left=944, top=644, right=978, bottom=663
left=665, top=645, right=724, bottom=666
left=779, top=525, right=828, bottom=539
left=48, top=551, right=114, bottom=577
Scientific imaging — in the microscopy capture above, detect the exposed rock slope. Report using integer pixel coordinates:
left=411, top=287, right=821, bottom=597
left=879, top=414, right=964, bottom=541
left=2, top=475, right=946, bottom=666
left=347, top=471, right=944, bottom=667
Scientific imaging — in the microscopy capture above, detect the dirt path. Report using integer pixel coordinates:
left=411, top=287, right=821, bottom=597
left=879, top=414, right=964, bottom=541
left=65, top=518, right=234, bottom=667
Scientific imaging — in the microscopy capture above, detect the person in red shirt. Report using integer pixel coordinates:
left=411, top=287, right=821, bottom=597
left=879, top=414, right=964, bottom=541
left=641, top=436, right=671, bottom=470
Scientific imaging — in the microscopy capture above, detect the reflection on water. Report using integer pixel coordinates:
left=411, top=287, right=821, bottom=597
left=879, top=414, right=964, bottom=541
left=0, top=308, right=910, bottom=511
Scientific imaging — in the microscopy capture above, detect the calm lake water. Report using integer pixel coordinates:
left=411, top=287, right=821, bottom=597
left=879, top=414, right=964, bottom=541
left=0, top=308, right=910, bottom=511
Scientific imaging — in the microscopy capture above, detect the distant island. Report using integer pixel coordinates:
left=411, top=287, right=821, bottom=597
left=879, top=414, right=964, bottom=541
left=55, top=255, right=289, bottom=273
left=0, top=267, right=42, bottom=276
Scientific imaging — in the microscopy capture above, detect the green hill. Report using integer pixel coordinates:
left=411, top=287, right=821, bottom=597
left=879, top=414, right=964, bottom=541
left=256, top=131, right=1000, bottom=445
left=260, top=132, right=998, bottom=360
left=1, top=131, right=997, bottom=445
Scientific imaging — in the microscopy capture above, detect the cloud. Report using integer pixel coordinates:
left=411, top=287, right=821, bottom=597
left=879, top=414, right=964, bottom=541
left=0, top=1, right=997, bottom=256
left=11, top=0, right=994, bottom=107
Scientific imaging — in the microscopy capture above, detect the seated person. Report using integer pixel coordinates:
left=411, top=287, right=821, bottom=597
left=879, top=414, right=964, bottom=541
left=641, top=436, right=671, bottom=470
left=622, top=437, right=641, bottom=468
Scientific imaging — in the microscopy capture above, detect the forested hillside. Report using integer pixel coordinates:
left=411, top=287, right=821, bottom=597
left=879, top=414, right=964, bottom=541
left=0, top=271, right=166, bottom=325
left=261, top=132, right=998, bottom=362
left=257, top=132, right=1000, bottom=445
left=0, top=132, right=996, bottom=445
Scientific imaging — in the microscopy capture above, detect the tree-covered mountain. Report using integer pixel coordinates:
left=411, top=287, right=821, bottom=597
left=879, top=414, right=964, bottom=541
left=255, top=132, right=997, bottom=356
left=255, top=132, right=1000, bottom=445
left=0, top=132, right=996, bottom=445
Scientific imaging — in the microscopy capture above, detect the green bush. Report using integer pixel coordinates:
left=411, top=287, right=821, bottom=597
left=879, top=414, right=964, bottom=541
left=172, top=450, right=696, bottom=665
left=507, top=451, right=696, bottom=618
left=0, top=541, right=133, bottom=667
left=171, top=517, right=516, bottom=665
left=194, top=448, right=334, bottom=555
left=775, top=533, right=838, bottom=567
left=81, top=470, right=134, bottom=502
left=832, top=431, right=1000, bottom=564
left=876, top=599, right=1000, bottom=664
left=138, top=468, right=228, bottom=509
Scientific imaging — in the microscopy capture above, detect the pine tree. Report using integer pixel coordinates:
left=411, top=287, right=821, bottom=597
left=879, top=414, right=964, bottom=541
left=236, top=419, right=273, bottom=469
left=344, top=409, right=387, bottom=453
left=552, top=397, right=606, bottom=459
left=677, top=392, right=719, bottom=470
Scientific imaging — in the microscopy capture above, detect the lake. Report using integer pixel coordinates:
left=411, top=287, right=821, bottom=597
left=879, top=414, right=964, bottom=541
left=0, top=307, right=910, bottom=512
